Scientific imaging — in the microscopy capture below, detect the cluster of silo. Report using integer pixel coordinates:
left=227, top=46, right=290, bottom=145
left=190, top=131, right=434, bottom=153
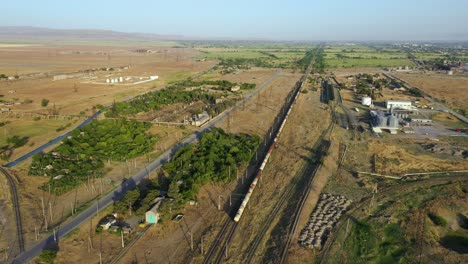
left=106, top=77, right=124, bottom=84
left=298, top=193, right=351, bottom=250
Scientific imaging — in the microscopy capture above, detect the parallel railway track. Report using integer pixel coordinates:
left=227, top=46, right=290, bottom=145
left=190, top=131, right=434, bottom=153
left=0, top=166, right=25, bottom=254
left=201, top=47, right=323, bottom=264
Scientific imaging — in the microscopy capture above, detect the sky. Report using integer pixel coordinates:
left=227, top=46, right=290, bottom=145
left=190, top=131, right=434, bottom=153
left=1, top=0, right=468, bottom=41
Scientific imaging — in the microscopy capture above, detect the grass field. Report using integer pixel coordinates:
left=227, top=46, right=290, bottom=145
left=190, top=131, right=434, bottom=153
left=196, top=45, right=312, bottom=68
left=324, top=44, right=414, bottom=68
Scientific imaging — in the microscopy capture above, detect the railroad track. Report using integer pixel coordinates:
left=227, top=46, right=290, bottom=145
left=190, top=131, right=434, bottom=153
left=0, top=166, right=25, bottom=253
left=202, top=46, right=323, bottom=264
left=202, top=219, right=238, bottom=264
left=243, top=155, right=310, bottom=263
left=108, top=224, right=151, bottom=264
left=278, top=90, right=336, bottom=264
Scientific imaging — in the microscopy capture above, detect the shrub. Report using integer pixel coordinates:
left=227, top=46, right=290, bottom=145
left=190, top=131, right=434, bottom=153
left=39, top=249, right=57, bottom=264
left=428, top=212, right=447, bottom=227
left=41, top=98, right=49, bottom=107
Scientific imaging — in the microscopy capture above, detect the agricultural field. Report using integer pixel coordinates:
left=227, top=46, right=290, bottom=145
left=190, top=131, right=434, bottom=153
left=324, top=44, right=414, bottom=68
left=196, top=44, right=312, bottom=70
left=394, top=72, right=468, bottom=115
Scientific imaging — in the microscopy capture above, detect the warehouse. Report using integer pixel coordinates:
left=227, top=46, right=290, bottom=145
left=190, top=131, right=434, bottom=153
left=386, top=100, right=412, bottom=110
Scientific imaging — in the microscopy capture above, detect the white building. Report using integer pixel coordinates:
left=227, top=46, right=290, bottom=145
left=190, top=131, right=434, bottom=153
left=386, top=100, right=412, bottom=110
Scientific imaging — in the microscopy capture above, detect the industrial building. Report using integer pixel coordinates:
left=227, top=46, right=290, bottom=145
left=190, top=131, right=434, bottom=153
left=386, top=100, right=412, bottom=110
left=370, top=110, right=400, bottom=134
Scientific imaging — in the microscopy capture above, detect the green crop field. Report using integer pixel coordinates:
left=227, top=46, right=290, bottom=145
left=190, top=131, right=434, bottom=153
left=195, top=43, right=315, bottom=69
left=324, top=44, right=414, bottom=68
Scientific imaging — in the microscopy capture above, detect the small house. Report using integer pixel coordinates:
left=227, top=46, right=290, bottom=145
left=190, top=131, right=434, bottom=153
left=230, top=85, right=241, bottom=92
left=98, top=215, right=117, bottom=230
left=145, top=198, right=163, bottom=224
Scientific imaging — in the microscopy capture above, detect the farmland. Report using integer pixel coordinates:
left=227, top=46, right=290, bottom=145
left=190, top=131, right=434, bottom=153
left=2, top=39, right=467, bottom=264
left=195, top=43, right=313, bottom=69
left=324, top=44, right=414, bottom=68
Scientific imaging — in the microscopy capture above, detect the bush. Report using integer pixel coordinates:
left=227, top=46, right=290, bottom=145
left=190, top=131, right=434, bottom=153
left=7, top=135, right=29, bottom=148
left=301, top=89, right=308, bottom=94
left=39, top=249, right=57, bottom=264
left=41, top=98, right=50, bottom=107
left=428, top=212, right=447, bottom=227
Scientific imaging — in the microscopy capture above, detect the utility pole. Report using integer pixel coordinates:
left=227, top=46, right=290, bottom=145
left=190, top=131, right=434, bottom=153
left=41, top=197, right=48, bottom=231
left=190, top=231, right=193, bottom=251
left=201, top=236, right=204, bottom=255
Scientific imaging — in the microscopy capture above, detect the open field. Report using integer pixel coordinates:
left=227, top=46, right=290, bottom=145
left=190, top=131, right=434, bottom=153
left=0, top=45, right=215, bottom=115
left=394, top=72, right=468, bottom=114
left=197, top=46, right=310, bottom=69
left=324, top=45, right=414, bottom=68
left=0, top=118, right=77, bottom=161
left=45, top=69, right=304, bottom=264
left=324, top=179, right=468, bottom=264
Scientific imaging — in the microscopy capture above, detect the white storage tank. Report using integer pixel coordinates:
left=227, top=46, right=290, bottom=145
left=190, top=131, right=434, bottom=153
left=119, top=77, right=124, bottom=82
left=388, top=116, right=399, bottom=128
left=361, top=96, right=372, bottom=106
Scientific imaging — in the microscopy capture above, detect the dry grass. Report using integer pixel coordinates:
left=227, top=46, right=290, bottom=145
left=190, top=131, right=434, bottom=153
left=395, top=73, right=468, bottom=113
left=370, top=140, right=468, bottom=175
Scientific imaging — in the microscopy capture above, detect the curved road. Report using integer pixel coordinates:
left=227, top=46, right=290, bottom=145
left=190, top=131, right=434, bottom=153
left=12, top=70, right=282, bottom=263
left=4, top=110, right=102, bottom=168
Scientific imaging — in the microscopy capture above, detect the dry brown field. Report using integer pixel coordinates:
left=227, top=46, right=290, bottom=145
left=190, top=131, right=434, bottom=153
left=395, top=72, right=468, bottom=113
left=63, top=69, right=320, bottom=264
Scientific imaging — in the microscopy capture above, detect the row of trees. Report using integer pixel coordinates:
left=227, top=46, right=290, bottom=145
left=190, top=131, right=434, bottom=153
left=29, top=119, right=156, bottom=195
left=114, top=180, right=161, bottom=217
left=105, top=78, right=255, bottom=118
left=163, top=128, right=260, bottom=203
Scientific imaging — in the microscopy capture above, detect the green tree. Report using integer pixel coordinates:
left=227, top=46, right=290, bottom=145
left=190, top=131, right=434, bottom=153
left=167, top=180, right=180, bottom=199
left=41, top=98, right=49, bottom=107
left=39, top=249, right=57, bottom=264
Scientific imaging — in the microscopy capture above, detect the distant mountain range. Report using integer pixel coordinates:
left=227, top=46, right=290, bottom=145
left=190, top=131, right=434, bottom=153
left=0, top=26, right=185, bottom=42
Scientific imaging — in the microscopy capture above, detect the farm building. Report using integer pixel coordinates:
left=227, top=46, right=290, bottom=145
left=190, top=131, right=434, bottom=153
left=145, top=198, right=163, bottom=224
left=386, top=100, right=412, bottom=110
left=230, top=85, right=241, bottom=92
left=192, top=111, right=210, bottom=127
left=98, top=215, right=117, bottom=230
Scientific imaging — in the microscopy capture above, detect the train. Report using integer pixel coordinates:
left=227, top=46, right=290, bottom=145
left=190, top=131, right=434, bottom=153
left=233, top=81, right=303, bottom=222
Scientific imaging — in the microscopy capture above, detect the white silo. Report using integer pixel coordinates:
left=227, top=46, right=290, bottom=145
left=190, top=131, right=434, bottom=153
left=361, top=96, right=372, bottom=106
left=388, top=116, right=398, bottom=128
left=119, top=77, right=123, bottom=82
left=106, top=79, right=110, bottom=83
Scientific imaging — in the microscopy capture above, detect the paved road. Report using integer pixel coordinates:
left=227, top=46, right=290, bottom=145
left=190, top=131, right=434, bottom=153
left=12, top=70, right=282, bottom=263
left=4, top=110, right=102, bottom=168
